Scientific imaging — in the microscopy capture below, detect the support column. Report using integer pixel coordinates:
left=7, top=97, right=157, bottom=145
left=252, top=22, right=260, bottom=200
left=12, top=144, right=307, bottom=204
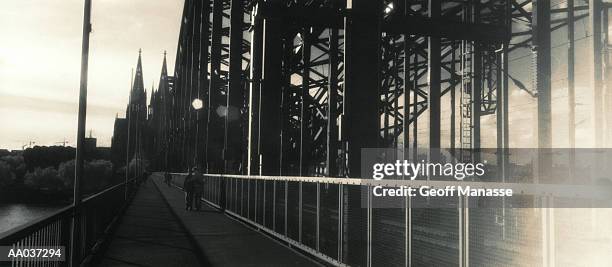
left=534, top=0, right=552, bottom=181
left=187, top=3, right=196, bottom=165
left=568, top=0, right=576, bottom=180
left=496, top=45, right=506, bottom=181
left=191, top=0, right=202, bottom=167
left=603, top=8, right=612, bottom=145
left=591, top=0, right=603, bottom=147
left=247, top=12, right=263, bottom=175
left=428, top=0, right=441, bottom=151
left=503, top=0, right=510, bottom=177
left=71, top=0, right=91, bottom=263
left=450, top=44, right=456, bottom=157
left=412, top=55, right=418, bottom=160
left=225, top=0, right=245, bottom=174
left=259, top=15, right=283, bottom=175
left=502, top=42, right=509, bottom=181
left=300, top=29, right=311, bottom=176
left=198, top=0, right=211, bottom=169
left=207, top=0, right=224, bottom=172
left=344, top=1, right=380, bottom=177
left=343, top=0, right=381, bottom=265
left=403, top=38, right=411, bottom=159
left=327, top=28, right=339, bottom=177
left=472, top=2, right=482, bottom=160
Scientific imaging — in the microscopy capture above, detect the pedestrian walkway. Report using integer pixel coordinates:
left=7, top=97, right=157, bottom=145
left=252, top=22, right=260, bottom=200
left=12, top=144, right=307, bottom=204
left=95, top=179, right=202, bottom=266
left=95, top=174, right=318, bottom=266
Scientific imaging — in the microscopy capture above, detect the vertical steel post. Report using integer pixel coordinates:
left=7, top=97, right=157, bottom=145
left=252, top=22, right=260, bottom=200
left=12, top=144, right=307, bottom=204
left=225, top=0, right=245, bottom=175
left=459, top=194, right=463, bottom=266
left=403, top=4, right=412, bottom=263
left=186, top=3, right=195, bottom=165
left=503, top=0, right=510, bottom=181
left=534, top=0, right=552, bottom=181
left=344, top=0, right=380, bottom=177
left=260, top=12, right=283, bottom=175
left=496, top=47, right=504, bottom=181
left=191, top=0, right=202, bottom=167
left=472, top=2, right=482, bottom=160
left=327, top=28, right=339, bottom=177
left=499, top=44, right=510, bottom=236
left=71, top=0, right=92, bottom=264
left=248, top=10, right=263, bottom=175
left=300, top=28, right=311, bottom=176
left=458, top=195, right=469, bottom=266
left=207, top=0, right=224, bottom=172
left=199, top=0, right=211, bottom=169
left=298, top=28, right=310, bottom=242
left=338, top=184, right=343, bottom=262
left=126, top=104, right=132, bottom=200
left=603, top=8, right=612, bottom=145
left=412, top=55, right=418, bottom=160
left=316, top=182, right=320, bottom=252
left=403, top=37, right=411, bottom=159
left=406, top=194, right=411, bottom=267
left=450, top=44, right=456, bottom=156
left=344, top=0, right=380, bottom=264
left=568, top=0, right=576, bottom=179
left=428, top=0, right=442, bottom=152
left=591, top=0, right=604, bottom=147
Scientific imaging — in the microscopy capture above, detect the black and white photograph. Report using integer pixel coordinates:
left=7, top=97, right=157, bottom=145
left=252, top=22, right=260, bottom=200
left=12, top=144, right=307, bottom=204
left=1, top=0, right=612, bottom=266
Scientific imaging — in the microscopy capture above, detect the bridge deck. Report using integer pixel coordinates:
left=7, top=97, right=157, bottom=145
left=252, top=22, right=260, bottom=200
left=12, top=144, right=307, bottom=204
left=95, top=174, right=317, bottom=267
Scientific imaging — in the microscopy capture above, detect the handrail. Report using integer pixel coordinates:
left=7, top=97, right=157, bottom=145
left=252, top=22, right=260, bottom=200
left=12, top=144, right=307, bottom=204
left=169, top=172, right=612, bottom=266
left=0, top=177, right=140, bottom=266
left=0, top=206, right=73, bottom=242
left=172, top=173, right=612, bottom=199
left=0, top=179, right=137, bottom=242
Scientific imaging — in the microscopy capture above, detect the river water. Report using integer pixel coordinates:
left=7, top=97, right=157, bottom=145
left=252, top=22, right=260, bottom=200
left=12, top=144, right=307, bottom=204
left=0, top=204, right=65, bottom=235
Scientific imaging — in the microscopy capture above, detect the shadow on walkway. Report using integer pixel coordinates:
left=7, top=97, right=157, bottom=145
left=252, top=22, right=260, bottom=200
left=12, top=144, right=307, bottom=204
left=95, top=174, right=318, bottom=267
left=95, top=179, right=202, bottom=267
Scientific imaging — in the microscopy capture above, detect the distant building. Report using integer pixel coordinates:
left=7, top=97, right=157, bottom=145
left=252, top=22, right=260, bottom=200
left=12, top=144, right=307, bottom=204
left=111, top=118, right=127, bottom=168
left=111, top=50, right=148, bottom=169
left=147, top=51, right=173, bottom=171
left=0, top=149, right=10, bottom=157
left=84, top=137, right=96, bottom=154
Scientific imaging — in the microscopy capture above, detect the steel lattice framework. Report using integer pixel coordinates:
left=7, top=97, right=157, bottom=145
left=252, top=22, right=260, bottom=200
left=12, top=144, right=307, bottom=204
left=151, top=0, right=516, bottom=176
left=142, top=0, right=612, bottom=266
left=148, top=0, right=611, bottom=176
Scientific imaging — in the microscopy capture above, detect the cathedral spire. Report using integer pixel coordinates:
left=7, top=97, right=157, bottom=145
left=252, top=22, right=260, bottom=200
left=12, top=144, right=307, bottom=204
left=161, top=50, right=168, bottom=79
left=150, top=81, right=155, bottom=104
left=159, top=51, right=169, bottom=98
left=130, top=49, right=145, bottom=104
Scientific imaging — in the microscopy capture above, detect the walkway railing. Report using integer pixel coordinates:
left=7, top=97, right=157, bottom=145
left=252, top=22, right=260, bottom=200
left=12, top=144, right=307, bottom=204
left=170, top=173, right=612, bottom=267
left=0, top=178, right=139, bottom=266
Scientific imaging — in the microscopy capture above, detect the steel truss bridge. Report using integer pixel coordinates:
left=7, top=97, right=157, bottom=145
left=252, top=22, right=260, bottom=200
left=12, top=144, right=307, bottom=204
left=3, top=1, right=612, bottom=266
left=152, top=0, right=610, bottom=177
left=142, top=0, right=612, bottom=266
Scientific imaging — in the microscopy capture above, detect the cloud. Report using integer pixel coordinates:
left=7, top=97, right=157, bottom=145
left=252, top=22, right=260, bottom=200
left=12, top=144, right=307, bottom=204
left=0, top=93, right=121, bottom=117
left=0, top=0, right=182, bottom=150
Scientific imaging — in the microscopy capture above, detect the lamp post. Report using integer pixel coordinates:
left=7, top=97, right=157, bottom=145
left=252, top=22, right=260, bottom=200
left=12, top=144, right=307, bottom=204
left=71, top=0, right=91, bottom=265
left=191, top=98, right=203, bottom=169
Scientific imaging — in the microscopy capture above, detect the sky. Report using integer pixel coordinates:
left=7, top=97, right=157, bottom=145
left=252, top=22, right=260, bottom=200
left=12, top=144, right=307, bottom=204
left=0, top=1, right=604, bottom=151
left=0, top=0, right=183, bottom=150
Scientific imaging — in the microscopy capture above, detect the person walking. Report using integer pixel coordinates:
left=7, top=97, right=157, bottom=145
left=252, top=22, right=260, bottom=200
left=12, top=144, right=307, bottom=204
left=183, top=168, right=195, bottom=211
left=141, top=170, right=150, bottom=187
left=192, top=167, right=204, bottom=211
left=164, top=171, right=172, bottom=187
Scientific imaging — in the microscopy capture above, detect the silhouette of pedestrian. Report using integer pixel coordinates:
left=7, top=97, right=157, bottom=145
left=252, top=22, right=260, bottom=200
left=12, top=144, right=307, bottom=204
left=192, top=167, right=204, bottom=211
left=183, top=168, right=195, bottom=211
left=164, top=171, right=172, bottom=187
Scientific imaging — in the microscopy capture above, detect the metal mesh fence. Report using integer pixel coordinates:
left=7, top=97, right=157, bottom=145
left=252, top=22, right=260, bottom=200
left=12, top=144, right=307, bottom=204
left=167, top=173, right=612, bottom=266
